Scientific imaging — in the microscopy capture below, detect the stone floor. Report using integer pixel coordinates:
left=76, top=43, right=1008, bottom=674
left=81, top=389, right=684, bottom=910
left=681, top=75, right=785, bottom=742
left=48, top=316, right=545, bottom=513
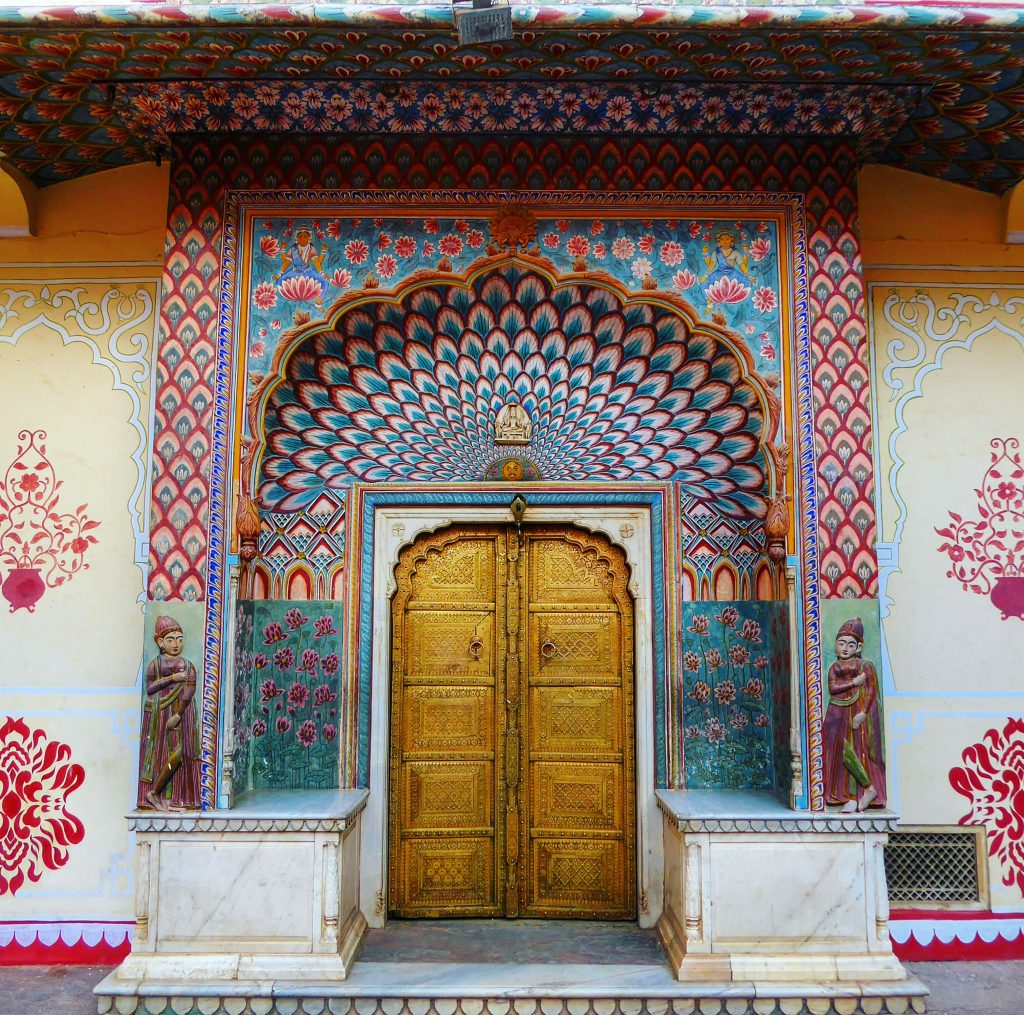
left=4, top=960, right=1022, bottom=1015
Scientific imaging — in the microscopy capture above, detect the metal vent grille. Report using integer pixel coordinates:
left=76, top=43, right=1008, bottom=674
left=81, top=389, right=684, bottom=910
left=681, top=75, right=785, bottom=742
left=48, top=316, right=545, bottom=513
left=885, top=827, right=986, bottom=907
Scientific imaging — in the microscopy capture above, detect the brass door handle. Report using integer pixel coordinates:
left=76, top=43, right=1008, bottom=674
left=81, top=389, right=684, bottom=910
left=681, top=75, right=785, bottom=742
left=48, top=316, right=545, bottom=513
left=469, top=636, right=484, bottom=660
left=540, top=639, right=556, bottom=659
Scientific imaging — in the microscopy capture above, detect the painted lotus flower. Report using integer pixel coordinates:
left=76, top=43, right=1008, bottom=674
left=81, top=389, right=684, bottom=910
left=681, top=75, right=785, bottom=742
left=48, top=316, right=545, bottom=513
left=261, top=268, right=768, bottom=518
left=749, top=237, right=771, bottom=261
left=672, top=269, right=697, bottom=291
left=277, top=275, right=324, bottom=303
left=753, top=286, right=778, bottom=313
left=706, top=277, right=750, bottom=304
left=259, top=236, right=280, bottom=258
left=950, top=718, right=1024, bottom=894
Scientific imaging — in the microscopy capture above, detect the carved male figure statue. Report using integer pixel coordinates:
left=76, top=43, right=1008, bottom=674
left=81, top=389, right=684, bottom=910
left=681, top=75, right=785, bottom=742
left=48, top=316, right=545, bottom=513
left=137, top=615, right=201, bottom=811
left=822, top=617, right=886, bottom=812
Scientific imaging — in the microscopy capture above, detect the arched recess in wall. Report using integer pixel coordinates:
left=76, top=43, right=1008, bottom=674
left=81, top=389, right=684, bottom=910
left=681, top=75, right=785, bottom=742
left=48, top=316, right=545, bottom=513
left=241, top=254, right=783, bottom=600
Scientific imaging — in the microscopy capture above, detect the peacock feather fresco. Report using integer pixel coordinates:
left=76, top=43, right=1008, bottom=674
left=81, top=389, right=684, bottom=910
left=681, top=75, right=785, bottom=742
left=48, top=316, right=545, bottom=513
left=259, top=267, right=769, bottom=516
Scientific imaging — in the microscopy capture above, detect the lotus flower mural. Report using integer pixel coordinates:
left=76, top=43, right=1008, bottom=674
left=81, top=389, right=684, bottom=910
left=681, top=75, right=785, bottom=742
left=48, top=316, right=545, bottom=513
left=706, top=277, right=751, bottom=305
left=258, top=267, right=770, bottom=515
left=277, top=275, right=324, bottom=303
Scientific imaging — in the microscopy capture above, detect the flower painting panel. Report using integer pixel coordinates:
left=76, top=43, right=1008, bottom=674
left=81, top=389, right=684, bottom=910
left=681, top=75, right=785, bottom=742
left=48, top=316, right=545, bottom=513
left=239, top=600, right=344, bottom=791
left=241, top=208, right=783, bottom=386
left=681, top=600, right=778, bottom=791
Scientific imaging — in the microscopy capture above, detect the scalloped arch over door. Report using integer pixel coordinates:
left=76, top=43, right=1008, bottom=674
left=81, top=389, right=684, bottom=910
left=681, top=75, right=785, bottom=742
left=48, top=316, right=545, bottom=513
left=389, top=522, right=636, bottom=919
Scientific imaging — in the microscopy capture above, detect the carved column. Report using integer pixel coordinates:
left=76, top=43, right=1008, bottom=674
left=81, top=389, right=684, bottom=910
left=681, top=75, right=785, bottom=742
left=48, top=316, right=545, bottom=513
left=134, top=841, right=152, bottom=950
left=683, top=841, right=704, bottom=945
left=786, top=564, right=805, bottom=809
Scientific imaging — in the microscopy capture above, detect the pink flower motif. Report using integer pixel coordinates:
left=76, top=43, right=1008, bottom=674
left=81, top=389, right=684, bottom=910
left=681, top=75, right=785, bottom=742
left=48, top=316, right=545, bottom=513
left=263, top=621, right=287, bottom=645
left=660, top=241, right=684, bottom=266
left=729, top=711, right=749, bottom=730
left=739, top=618, right=762, bottom=643
left=252, top=653, right=268, bottom=670
left=590, top=221, right=604, bottom=236
left=715, top=680, right=736, bottom=705
left=323, top=723, right=338, bottom=741
left=288, top=682, right=310, bottom=708
left=273, top=646, right=295, bottom=670
left=716, top=606, right=740, bottom=628
left=566, top=235, right=589, bottom=258
left=689, top=681, right=710, bottom=703
left=684, top=725, right=701, bottom=740
left=555, top=218, right=570, bottom=232
left=742, top=677, right=765, bottom=700
left=466, top=229, right=485, bottom=248
left=754, top=655, right=768, bottom=670
left=424, top=219, right=439, bottom=235
left=394, top=235, right=416, bottom=258
left=298, top=649, right=320, bottom=674
left=672, top=269, right=697, bottom=291
left=454, top=219, right=469, bottom=234
left=683, top=651, right=700, bottom=672
left=422, top=240, right=435, bottom=258
left=313, top=684, right=337, bottom=706
left=437, top=234, right=461, bottom=258
left=331, top=268, right=352, bottom=288
left=0, top=717, right=84, bottom=896
left=707, top=277, right=750, bottom=304
left=631, top=257, right=653, bottom=281
left=326, top=220, right=343, bottom=240
left=749, top=237, right=771, bottom=261
left=345, top=238, right=369, bottom=264
left=321, top=653, right=340, bottom=676
left=541, top=232, right=560, bottom=249
left=638, top=234, right=655, bottom=255
left=297, top=720, right=318, bottom=748
left=753, top=286, right=778, bottom=313
left=592, top=242, right=606, bottom=259
left=689, top=222, right=702, bottom=238
left=251, top=341, right=265, bottom=358
left=313, top=615, right=337, bottom=638
left=705, top=717, right=728, bottom=744
left=376, top=254, right=398, bottom=279
left=284, top=608, right=309, bottom=630
left=260, top=678, right=281, bottom=702
left=252, top=281, right=278, bottom=310
left=278, top=275, right=323, bottom=302
left=728, top=644, right=750, bottom=667
left=950, top=718, right=1024, bottom=894
left=760, top=341, right=777, bottom=362
left=997, top=481, right=1017, bottom=501
left=376, top=232, right=391, bottom=251
left=706, top=648, right=723, bottom=670
left=276, top=716, right=291, bottom=734
left=611, top=237, right=635, bottom=259
left=252, top=718, right=267, bottom=738
left=754, top=714, right=770, bottom=728
left=688, top=613, right=710, bottom=634
left=270, top=319, right=281, bottom=330
left=259, top=235, right=280, bottom=258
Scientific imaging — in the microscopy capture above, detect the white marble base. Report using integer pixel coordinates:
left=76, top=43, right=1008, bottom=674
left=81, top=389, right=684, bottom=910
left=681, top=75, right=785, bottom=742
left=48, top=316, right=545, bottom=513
left=657, top=791, right=907, bottom=986
left=108, top=790, right=368, bottom=990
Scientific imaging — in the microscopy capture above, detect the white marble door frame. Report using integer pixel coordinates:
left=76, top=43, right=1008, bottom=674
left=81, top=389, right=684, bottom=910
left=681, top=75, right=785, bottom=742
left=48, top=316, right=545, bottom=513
left=360, top=504, right=663, bottom=929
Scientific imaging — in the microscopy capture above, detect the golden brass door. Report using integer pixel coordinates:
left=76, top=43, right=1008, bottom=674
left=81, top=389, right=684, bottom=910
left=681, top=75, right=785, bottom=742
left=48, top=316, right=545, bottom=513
left=389, top=524, right=635, bottom=919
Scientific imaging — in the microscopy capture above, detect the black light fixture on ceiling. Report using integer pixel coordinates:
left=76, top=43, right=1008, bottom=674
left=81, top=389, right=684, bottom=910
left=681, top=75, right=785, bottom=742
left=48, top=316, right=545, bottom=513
left=453, top=0, right=513, bottom=45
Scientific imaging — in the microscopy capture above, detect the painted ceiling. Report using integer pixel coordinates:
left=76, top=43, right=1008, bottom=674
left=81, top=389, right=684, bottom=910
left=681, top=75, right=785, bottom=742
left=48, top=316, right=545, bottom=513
left=0, top=3, right=1022, bottom=191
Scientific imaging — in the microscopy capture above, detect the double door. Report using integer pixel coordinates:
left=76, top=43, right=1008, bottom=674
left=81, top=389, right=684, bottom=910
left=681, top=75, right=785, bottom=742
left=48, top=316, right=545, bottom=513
left=388, top=523, right=636, bottom=919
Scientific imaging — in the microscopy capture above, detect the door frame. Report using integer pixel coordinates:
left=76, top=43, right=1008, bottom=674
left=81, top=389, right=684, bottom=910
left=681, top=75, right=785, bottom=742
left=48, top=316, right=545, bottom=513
left=359, top=497, right=665, bottom=929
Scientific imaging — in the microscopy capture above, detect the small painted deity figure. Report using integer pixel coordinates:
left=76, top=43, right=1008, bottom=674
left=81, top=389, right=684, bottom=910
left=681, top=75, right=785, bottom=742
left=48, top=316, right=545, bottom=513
left=495, top=401, right=532, bottom=445
left=275, top=228, right=330, bottom=291
left=137, top=615, right=201, bottom=811
left=699, top=229, right=753, bottom=286
left=822, top=617, right=886, bottom=812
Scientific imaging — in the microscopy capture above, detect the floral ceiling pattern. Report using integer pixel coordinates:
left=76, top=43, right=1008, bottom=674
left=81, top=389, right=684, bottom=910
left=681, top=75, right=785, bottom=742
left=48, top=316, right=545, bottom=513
left=0, top=4, right=1021, bottom=191
left=258, top=265, right=770, bottom=514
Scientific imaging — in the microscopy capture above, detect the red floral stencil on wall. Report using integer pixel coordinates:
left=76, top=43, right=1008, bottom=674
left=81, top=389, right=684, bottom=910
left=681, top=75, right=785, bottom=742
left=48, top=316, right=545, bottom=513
left=0, top=716, right=85, bottom=896
left=936, top=437, right=1024, bottom=621
left=0, top=429, right=99, bottom=613
left=950, top=718, right=1024, bottom=898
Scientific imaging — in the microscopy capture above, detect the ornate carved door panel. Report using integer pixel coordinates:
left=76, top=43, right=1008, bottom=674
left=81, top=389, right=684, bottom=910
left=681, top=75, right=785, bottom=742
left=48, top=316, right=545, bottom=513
left=389, top=524, right=635, bottom=920
left=522, top=529, right=636, bottom=918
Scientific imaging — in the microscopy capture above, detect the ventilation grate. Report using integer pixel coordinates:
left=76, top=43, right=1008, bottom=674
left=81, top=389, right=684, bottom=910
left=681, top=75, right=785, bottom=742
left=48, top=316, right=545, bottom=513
left=885, top=827, right=986, bottom=907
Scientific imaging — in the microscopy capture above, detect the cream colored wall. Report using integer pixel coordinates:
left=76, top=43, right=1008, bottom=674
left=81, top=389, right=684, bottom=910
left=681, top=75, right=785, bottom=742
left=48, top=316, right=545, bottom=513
left=0, top=163, right=166, bottom=921
left=862, top=165, right=1024, bottom=912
